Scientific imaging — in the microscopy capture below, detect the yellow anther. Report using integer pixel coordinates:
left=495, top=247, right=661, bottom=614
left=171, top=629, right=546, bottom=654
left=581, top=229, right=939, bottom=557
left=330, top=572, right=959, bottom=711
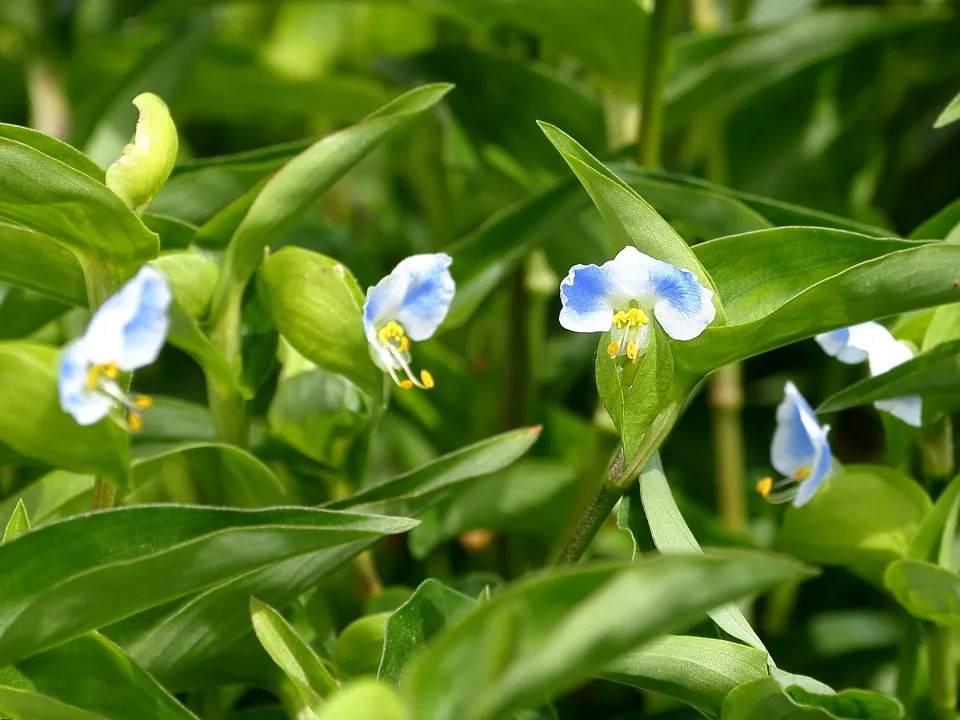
left=378, top=321, right=407, bottom=347
left=756, top=477, right=773, bottom=498
left=398, top=379, right=414, bottom=390
left=625, top=308, right=649, bottom=326
left=104, top=362, right=119, bottom=379
left=134, top=395, right=153, bottom=409
left=606, top=341, right=620, bottom=357
left=613, top=311, right=629, bottom=329
left=398, top=336, right=410, bottom=352
left=86, top=366, right=100, bottom=389
left=420, top=369, right=435, bottom=389
left=626, top=340, right=638, bottom=361
left=128, top=412, right=143, bottom=432
left=793, top=467, right=812, bottom=482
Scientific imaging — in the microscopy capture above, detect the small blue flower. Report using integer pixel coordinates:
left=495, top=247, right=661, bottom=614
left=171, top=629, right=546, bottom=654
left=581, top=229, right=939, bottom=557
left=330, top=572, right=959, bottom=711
left=58, top=266, right=172, bottom=429
left=758, top=381, right=833, bottom=507
left=363, top=253, right=455, bottom=390
left=815, top=321, right=921, bottom=427
left=559, top=246, right=716, bottom=360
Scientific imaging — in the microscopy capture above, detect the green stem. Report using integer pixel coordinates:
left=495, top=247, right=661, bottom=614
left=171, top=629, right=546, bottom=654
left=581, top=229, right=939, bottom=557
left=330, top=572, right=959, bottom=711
left=926, top=624, right=958, bottom=720
left=921, top=416, right=955, bottom=488
left=92, top=479, right=116, bottom=510
left=637, top=0, right=672, bottom=167
left=896, top=618, right=922, bottom=712
left=554, top=401, right=682, bottom=565
left=710, top=363, right=746, bottom=531
left=25, top=55, right=71, bottom=140
left=207, top=291, right=249, bottom=448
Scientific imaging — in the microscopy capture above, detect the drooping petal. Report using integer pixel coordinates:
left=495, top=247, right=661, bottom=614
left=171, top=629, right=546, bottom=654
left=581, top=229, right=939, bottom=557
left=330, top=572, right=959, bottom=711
left=863, top=337, right=922, bottom=427
left=58, top=340, right=112, bottom=425
left=558, top=263, right=617, bottom=333
left=875, top=396, right=922, bottom=427
left=771, top=381, right=828, bottom=479
left=605, top=246, right=716, bottom=341
left=815, top=321, right=895, bottom=365
left=83, top=266, right=172, bottom=370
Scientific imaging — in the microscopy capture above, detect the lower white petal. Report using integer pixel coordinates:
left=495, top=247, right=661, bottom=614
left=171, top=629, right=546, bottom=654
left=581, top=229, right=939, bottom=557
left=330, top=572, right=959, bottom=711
left=875, top=396, right=922, bottom=427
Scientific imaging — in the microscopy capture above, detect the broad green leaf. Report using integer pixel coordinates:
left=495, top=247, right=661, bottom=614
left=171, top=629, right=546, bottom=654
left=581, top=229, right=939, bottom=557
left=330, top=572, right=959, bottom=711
left=538, top=123, right=722, bottom=308
left=683, top=232, right=960, bottom=370
left=0, top=288, right=69, bottom=341
left=0, top=342, right=129, bottom=481
left=1, top=501, right=29, bottom=543
left=909, top=474, right=960, bottom=565
left=776, top=466, right=931, bottom=566
left=105, top=93, right=179, bottom=214
left=909, top=197, right=960, bottom=241
left=934, top=89, right=960, bottom=128
left=316, top=679, right=406, bottom=720
left=0, top=136, right=159, bottom=269
left=143, top=214, right=197, bottom=251
left=0, top=505, right=417, bottom=664
left=209, top=83, right=452, bottom=325
left=922, top=304, right=960, bottom=352
left=333, top=613, right=390, bottom=678
left=0, top=470, right=91, bottom=529
left=638, top=455, right=768, bottom=653
left=258, top=247, right=381, bottom=400
left=378, top=579, right=474, bottom=684
left=403, top=552, right=812, bottom=720
left=665, top=8, right=943, bottom=127
left=0, top=633, right=198, bottom=720
left=114, top=428, right=539, bottom=685
left=0, top=123, right=103, bottom=181
left=250, top=598, right=336, bottom=711
left=0, top=223, right=86, bottom=306
left=818, top=340, right=960, bottom=416
left=601, top=636, right=769, bottom=717
left=152, top=251, right=218, bottom=320
left=884, top=559, right=960, bottom=628
left=130, top=442, right=287, bottom=508
left=720, top=677, right=903, bottom=719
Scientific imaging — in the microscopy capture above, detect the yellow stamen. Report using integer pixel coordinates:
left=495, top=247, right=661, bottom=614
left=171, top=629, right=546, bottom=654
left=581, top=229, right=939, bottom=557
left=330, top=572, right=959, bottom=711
left=398, top=336, right=410, bottom=352
left=793, top=466, right=812, bottom=482
left=626, top=340, right=638, bottom=361
left=128, top=412, right=143, bottom=432
left=420, top=369, right=435, bottom=389
left=625, top=308, right=649, bottom=326
left=104, top=362, right=119, bottom=379
left=378, top=321, right=407, bottom=346
left=606, top=341, right=620, bottom=357
left=86, top=365, right=100, bottom=389
left=756, top=477, right=773, bottom=498
left=134, top=395, right=153, bottom=408
left=398, top=379, right=414, bottom=390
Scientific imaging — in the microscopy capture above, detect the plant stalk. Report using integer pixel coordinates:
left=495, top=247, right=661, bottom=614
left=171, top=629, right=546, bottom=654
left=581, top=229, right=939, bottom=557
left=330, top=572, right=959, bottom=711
left=710, top=363, right=747, bottom=531
left=926, top=623, right=958, bottom=720
left=637, top=0, right=672, bottom=168
left=921, top=416, right=955, bottom=487
left=896, top=619, right=922, bottom=711
left=207, top=292, right=249, bottom=448
left=26, top=55, right=71, bottom=140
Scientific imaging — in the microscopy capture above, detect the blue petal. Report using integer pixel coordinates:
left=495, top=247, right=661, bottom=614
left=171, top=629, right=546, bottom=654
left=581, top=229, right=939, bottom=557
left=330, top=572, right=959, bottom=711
left=58, top=340, right=112, bottom=425
left=559, top=263, right=617, bottom=333
left=816, top=322, right=893, bottom=365
left=393, top=254, right=456, bottom=342
left=770, top=381, right=824, bottom=478
left=793, top=427, right=832, bottom=507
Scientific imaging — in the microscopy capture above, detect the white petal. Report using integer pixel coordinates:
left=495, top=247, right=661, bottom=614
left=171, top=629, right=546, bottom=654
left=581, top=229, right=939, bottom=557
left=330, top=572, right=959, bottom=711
left=816, top=321, right=896, bottom=365
left=875, top=396, right=922, bottom=427
left=57, top=340, right=112, bottom=425
left=867, top=339, right=914, bottom=376
left=771, top=381, right=826, bottom=478
left=558, top=263, right=617, bottom=333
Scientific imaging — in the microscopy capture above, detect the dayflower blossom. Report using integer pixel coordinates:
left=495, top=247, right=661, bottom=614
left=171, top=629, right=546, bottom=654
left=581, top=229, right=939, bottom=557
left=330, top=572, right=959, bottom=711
left=815, top=321, right=921, bottom=427
left=558, top=246, right=716, bottom=360
left=58, top=266, right=171, bottom=430
left=363, top=253, right=455, bottom=390
left=757, top=381, right=833, bottom=507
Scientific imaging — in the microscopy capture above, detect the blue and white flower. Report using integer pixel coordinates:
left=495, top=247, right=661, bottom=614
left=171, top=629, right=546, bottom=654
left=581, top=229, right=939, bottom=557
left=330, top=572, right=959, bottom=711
left=58, top=266, right=172, bottom=429
left=815, top=321, right=921, bottom=427
left=758, top=381, right=833, bottom=507
left=559, top=246, right=716, bottom=360
left=363, top=253, right=455, bottom=390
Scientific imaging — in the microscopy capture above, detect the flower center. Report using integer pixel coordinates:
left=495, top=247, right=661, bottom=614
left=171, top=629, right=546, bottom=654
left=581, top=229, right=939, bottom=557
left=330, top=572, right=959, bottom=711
left=756, top=465, right=813, bottom=504
left=376, top=321, right=435, bottom=391
left=606, top=308, right=650, bottom=361
left=85, top=361, right=153, bottom=431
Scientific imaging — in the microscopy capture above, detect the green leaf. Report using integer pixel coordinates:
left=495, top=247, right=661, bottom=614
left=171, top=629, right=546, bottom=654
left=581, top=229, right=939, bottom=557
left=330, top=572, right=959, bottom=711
left=0, top=342, right=129, bottom=481
left=402, top=552, right=812, bottom=720
left=909, top=474, right=960, bottom=565
left=934, top=89, right=960, bottom=128
left=884, top=559, right=960, bottom=628
left=0, top=633, right=198, bottom=720
left=258, top=247, right=381, bottom=400
left=0, top=505, right=417, bottom=664
left=600, top=635, right=769, bottom=717
left=152, top=251, right=217, bottom=320
left=818, top=340, right=960, bottom=416
left=116, top=428, right=540, bottom=684
left=143, top=213, right=197, bottom=251
left=537, top=123, right=722, bottom=310
left=250, top=598, right=337, bottom=711
left=0, top=288, right=69, bottom=341
left=105, top=93, right=179, bottom=214
left=665, top=8, right=943, bottom=128
left=1, top=500, right=29, bottom=543
left=683, top=231, right=960, bottom=370
left=209, top=83, right=452, bottom=325
left=0, top=136, right=159, bottom=269
left=0, top=223, right=87, bottom=306
left=909, top=197, right=960, bottom=241
left=333, top=613, right=390, bottom=678
left=316, top=679, right=406, bottom=720
left=776, top=466, right=931, bottom=566
left=0, top=123, right=104, bottom=181
left=0, top=470, right=91, bottom=529
left=637, top=455, right=768, bottom=653
left=378, top=579, right=474, bottom=684
left=720, top=677, right=903, bottom=719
